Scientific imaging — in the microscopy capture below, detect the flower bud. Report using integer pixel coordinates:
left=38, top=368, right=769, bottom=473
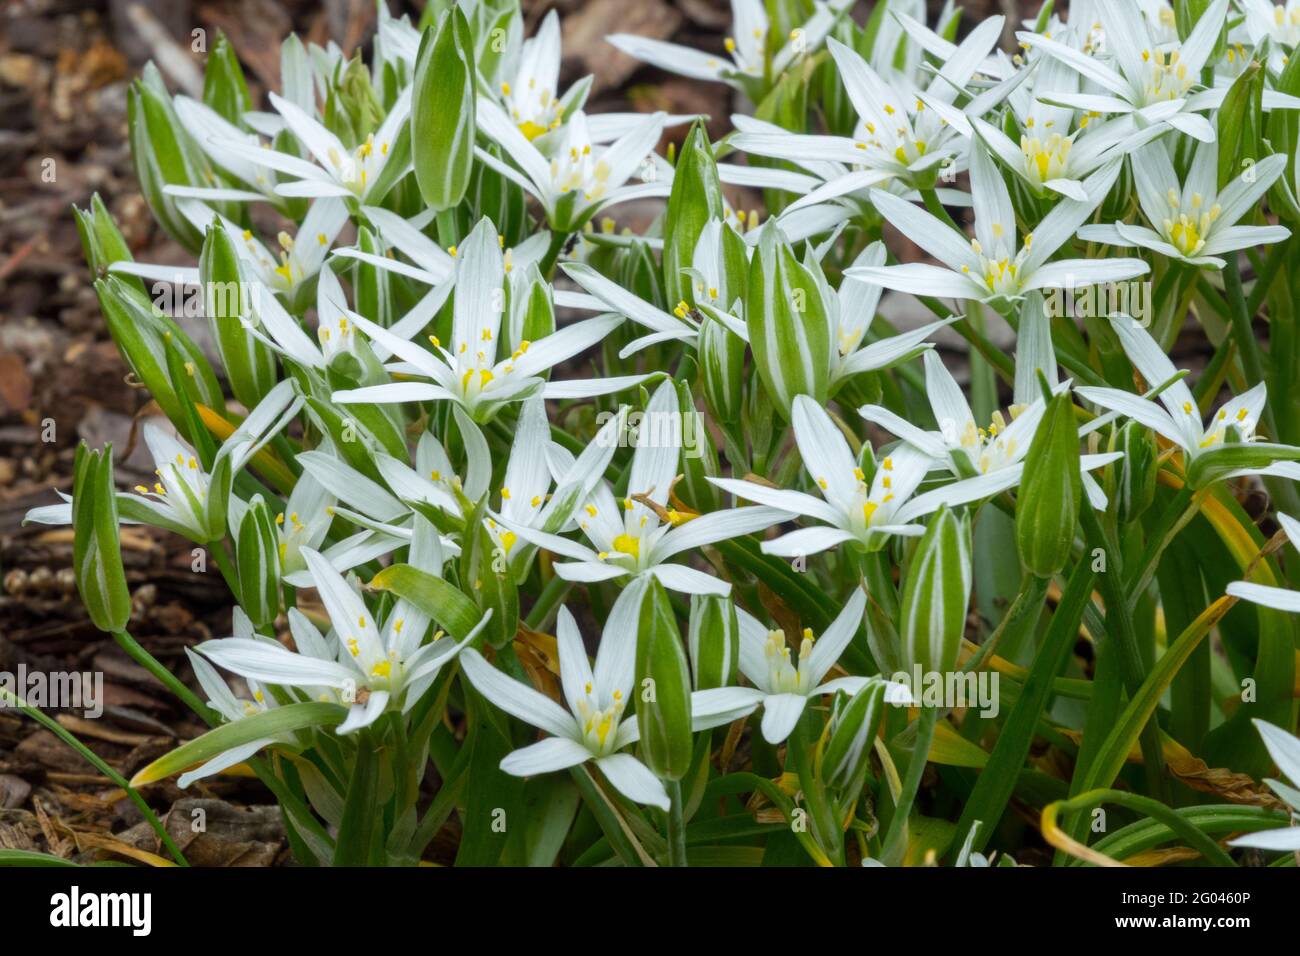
left=237, top=495, right=281, bottom=628
left=822, top=679, right=887, bottom=792
left=1113, top=420, right=1157, bottom=522
left=687, top=593, right=739, bottom=690
left=664, top=120, right=724, bottom=308
left=901, top=505, right=971, bottom=678
left=1016, top=391, right=1083, bottom=577
left=199, top=224, right=278, bottom=410
left=746, top=220, right=831, bottom=418
left=413, top=7, right=475, bottom=211
left=635, top=580, right=694, bottom=781
left=72, top=444, right=131, bottom=634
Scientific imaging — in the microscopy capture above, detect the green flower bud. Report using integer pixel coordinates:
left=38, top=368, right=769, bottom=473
left=746, top=221, right=831, bottom=418
left=1113, top=420, right=1157, bottom=522
left=237, top=495, right=281, bottom=628
left=635, top=580, right=695, bottom=781
left=1016, top=392, right=1083, bottom=577
left=664, top=120, right=724, bottom=308
left=199, top=224, right=278, bottom=409
left=687, top=593, right=739, bottom=690
left=72, top=444, right=131, bottom=634
left=901, top=505, right=971, bottom=677
left=413, top=7, right=476, bottom=211
left=822, top=679, right=887, bottom=792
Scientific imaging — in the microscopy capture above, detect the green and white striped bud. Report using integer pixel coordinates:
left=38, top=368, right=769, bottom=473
left=412, top=7, right=476, bottom=211
left=664, top=120, right=724, bottom=308
left=822, top=679, right=888, bottom=792
left=635, top=580, right=694, bottom=781
left=127, top=65, right=211, bottom=253
left=746, top=220, right=831, bottom=418
left=72, top=444, right=131, bottom=634
left=900, top=505, right=972, bottom=678
left=1112, top=420, right=1157, bottom=523
left=1016, top=391, right=1083, bottom=577
left=199, top=224, right=277, bottom=409
left=236, top=495, right=281, bottom=628
left=687, top=593, right=739, bottom=691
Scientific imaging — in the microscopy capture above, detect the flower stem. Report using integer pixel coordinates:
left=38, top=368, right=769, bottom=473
left=0, top=685, right=189, bottom=866
left=666, top=779, right=688, bottom=867
left=113, top=629, right=218, bottom=726
left=524, top=574, right=572, bottom=630
left=880, top=704, right=938, bottom=866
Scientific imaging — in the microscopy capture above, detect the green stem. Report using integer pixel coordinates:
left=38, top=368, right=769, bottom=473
left=524, top=573, right=572, bottom=630
left=921, top=188, right=961, bottom=232
left=539, top=228, right=570, bottom=279
left=1078, top=505, right=1167, bottom=800
left=1223, top=255, right=1276, bottom=438
left=0, top=686, right=188, bottom=866
left=666, top=780, right=688, bottom=867
left=210, top=539, right=240, bottom=598
left=959, top=572, right=1050, bottom=678
left=880, top=705, right=938, bottom=866
left=113, top=629, right=217, bottom=725
left=951, top=563, right=1088, bottom=858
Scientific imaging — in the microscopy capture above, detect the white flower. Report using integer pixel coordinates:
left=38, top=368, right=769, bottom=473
left=216, top=88, right=413, bottom=202
left=476, top=105, right=668, bottom=231
left=1227, top=515, right=1300, bottom=614
left=1077, top=139, right=1289, bottom=267
left=1076, top=315, right=1300, bottom=478
left=502, top=380, right=791, bottom=595
left=459, top=583, right=671, bottom=810
left=709, top=394, right=1038, bottom=556
left=689, top=588, right=912, bottom=743
left=167, top=96, right=286, bottom=204
left=861, top=349, right=1120, bottom=508
left=1017, top=0, right=1230, bottom=141
left=329, top=219, right=645, bottom=421
left=1228, top=719, right=1300, bottom=850
left=178, top=632, right=289, bottom=788
left=199, top=538, right=485, bottom=734
left=373, top=396, right=620, bottom=574
left=1241, top=0, right=1300, bottom=71
left=607, top=0, right=852, bottom=92
left=732, top=21, right=1025, bottom=196
left=969, top=50, right=1170, bottom=201
left=847, top=145, right=1148, bottom=305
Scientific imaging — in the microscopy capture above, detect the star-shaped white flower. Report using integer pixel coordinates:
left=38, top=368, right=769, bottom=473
left=1077, top=139, right=1289, bottom=267
left=459, top=582, right=671, bottom=810
left=503, top=380, right=791, bottom=595
left=689, top=588, right=912, bottom=743
left=847, top=144, right=1148, bottom=305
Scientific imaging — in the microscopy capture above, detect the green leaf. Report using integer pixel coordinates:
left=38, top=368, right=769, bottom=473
left=368, top=563, right=483, bottom=641
left=130, top=702, right=346, bottom=786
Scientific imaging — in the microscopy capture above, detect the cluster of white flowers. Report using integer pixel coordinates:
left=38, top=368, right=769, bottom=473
left=34, top=0, right=1300, bottom=867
